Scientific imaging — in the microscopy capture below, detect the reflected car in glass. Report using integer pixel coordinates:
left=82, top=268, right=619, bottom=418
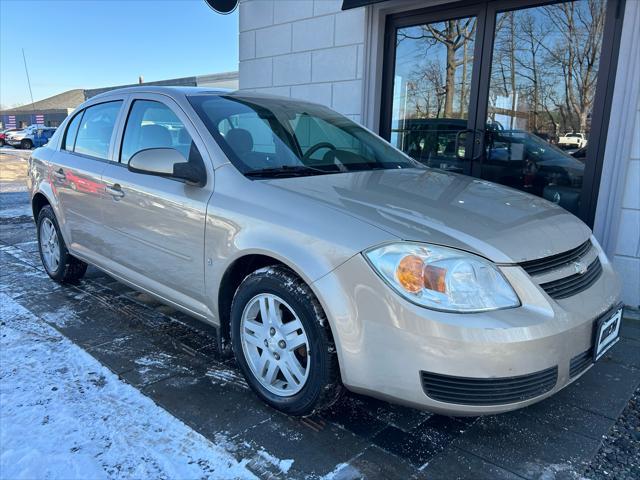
left=28, top=87, right=622, bottom=416
left=395, top=118, right=586, bottom=214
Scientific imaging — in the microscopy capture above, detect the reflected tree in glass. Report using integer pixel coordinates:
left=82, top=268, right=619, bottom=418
left=489, top=0, right=606, bottom=140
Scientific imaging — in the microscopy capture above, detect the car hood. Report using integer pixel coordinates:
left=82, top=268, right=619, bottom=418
left=264, top=168, right=591, bottom=263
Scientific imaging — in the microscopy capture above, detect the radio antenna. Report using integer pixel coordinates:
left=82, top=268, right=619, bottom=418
left=21, top=48, right=36, bottom=118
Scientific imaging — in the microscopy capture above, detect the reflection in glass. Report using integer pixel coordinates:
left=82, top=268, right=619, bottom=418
left=391, top=17, right=476, bottom=171
left=484, top=0, right=607, bottom=214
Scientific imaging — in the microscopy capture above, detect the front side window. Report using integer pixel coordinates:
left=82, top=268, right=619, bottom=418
left=189, top=95, right=420, bottom=178
left=73, top=101, right=122, bottom=160
left=121, top=100, right=196, bottom=164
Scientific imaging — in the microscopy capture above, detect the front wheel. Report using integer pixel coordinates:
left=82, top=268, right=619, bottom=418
left=231, top=266, right=342, bottom=416
left=21, top=139, right=33, bottom=149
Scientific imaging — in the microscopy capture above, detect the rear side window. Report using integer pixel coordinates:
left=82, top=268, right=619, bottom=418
left=120, top=100, right=196, bottom=164
left=73, top=101, right=122, bottom=160
left=62, top=112, right=83, bottom=151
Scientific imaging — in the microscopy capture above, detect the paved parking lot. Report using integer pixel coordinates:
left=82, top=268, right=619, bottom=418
left=1, top=151, right=639, bottom=479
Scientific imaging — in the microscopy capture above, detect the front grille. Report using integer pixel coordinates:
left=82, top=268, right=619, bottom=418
left=539, top=258, right=602, bottom=299
left=420, top=367, right=558, bottom=406
left=570, top=349, right=593, bottom=378
left=519, top=240, right=592, bottom=276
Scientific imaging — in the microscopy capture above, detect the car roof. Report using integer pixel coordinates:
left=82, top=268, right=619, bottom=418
left=88, top=85, right=233, bottom=101
left=87, top=85, right=308, bottom=104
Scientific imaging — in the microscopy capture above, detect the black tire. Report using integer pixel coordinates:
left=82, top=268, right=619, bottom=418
left=21, top=139, right=33, bottom=149
left=37, top=206, right=87, bottom=283
left=231, top=265, right=342, bottom=416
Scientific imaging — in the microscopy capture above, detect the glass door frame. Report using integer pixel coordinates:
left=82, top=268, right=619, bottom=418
left=379, top=1, right=489, bottom=176
left=380, top=0, right=625, bottom=226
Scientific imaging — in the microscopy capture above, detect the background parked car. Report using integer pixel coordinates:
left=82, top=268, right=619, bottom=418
left=558, top=132, right=588, bottom=149
left=0, top=128, right=21, bottom=147
left=5, top=125, right=57, bottom=149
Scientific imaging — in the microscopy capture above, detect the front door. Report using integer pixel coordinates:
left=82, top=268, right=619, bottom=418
left=382, top=0, right=621, bottom=223
left=100, top=94, right=212, bottom=315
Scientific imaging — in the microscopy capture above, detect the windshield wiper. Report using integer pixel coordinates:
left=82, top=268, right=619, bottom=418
left=245, top=165, right=328, bottom=178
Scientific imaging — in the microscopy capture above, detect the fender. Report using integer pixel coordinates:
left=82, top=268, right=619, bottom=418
left=203, top=165, right=395, bottom=324
left=30, top=162, right=72, bottom=247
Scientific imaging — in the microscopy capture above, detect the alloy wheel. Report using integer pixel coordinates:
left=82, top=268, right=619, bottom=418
left=40, top=217, right=60, bottom=273
left=240, top=293, right=310, bottom=396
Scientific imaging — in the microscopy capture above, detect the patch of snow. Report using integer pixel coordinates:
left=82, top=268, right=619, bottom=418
left=0, top=293, right=256, bottom=480
left=0, top=205, right=31, bottom=218
left=41, top=304, right=80, bottom=328
left=206, top=365, right=250, bottom=390
left=0, top=182, right=29, bottom=193
left=321, top=462, right=361, bottom=480
left=0, top=244, right=40, bottom=268
left=134, top=352, right=175, bottom=368
left=526, top=462, right=587, bottom=480
left=256, top=449, right=294, bottom=474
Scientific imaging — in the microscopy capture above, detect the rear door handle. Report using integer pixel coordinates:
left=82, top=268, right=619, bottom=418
left=53, top=168, right=66, bottom=179
left=106, top=184, right=125, bottom=198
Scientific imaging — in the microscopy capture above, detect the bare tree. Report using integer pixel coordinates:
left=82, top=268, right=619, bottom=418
left=405, top=60, right=445, bottom=119
left=513, top=10, right=555, bottom=132
left=542, top=0, right=606, bottom=133
left=397, top=18, right=476, bottom=118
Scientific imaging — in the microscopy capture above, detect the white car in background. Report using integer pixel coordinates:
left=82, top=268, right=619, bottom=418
left=558, top=132, right=588, bottom=149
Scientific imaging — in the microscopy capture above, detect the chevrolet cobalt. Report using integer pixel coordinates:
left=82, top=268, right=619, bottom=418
left=28, top=87, right=622, bottom=416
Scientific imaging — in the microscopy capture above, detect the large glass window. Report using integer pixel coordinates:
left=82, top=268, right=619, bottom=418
left=390, top=16, right=477, bottom=173
left=121, top=100, right=196, bottom=164
left=481, top=1, right=608, bottom=214
left=384, top=0, right=616, bottom=219
left=73, top=101, right=122, bottom=160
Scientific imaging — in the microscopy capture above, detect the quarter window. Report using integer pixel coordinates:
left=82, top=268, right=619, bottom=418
left=73, top=101, right=122, bottom=160
left=121, top=100, right=196, bottom=165
left=62, top=111, right=83, bottom=151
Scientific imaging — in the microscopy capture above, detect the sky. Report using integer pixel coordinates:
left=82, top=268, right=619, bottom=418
left=0, top=0, right=239, bottom=108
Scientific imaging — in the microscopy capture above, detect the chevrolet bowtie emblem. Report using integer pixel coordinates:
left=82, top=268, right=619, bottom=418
left=573, top=261, right=588, bottom=275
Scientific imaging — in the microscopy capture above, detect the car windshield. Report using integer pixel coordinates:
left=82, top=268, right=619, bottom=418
left=567, top=133, right=581, bottom=137
left=188, top=94, right=420, bottom=178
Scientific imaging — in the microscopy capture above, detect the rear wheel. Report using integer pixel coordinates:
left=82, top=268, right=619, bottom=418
left=21, top=139, right=33, bottom=149
left=37, top=206, right=87, bottom=283
left=231, top=266, right=342, bottom=416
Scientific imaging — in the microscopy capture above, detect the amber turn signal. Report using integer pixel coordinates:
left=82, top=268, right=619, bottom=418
left=396, top=255, right=425, bottom=293
left=396, top=255, right=448, bottom=294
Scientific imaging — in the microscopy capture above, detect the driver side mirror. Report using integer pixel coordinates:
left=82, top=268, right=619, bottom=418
left=128, top=148, right=205, bottom=187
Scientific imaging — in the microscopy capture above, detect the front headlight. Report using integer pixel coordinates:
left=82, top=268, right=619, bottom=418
left=364, top=243, right=520, bottom=313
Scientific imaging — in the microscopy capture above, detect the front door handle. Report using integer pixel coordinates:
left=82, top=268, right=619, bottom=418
left=106, top=184, right=125, bottom=199
left=53, top=168, right=66, bottom=179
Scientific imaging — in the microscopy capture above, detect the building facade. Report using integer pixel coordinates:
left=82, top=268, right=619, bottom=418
left=1, top=72, right=239, bottom=130
left=238, top=0, right=639, bottom=307
left=1, top=89, right=86, bottom=129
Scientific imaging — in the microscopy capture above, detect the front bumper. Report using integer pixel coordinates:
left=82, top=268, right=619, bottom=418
left=313, top=245, right=621, bottom=415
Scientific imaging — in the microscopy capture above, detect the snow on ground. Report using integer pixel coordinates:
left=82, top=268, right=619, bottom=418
left=0, top=293, right=256, bottom=480
left=0, top=204, right=31, bottom=218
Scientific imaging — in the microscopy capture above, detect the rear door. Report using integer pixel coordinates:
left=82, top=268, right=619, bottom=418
left=52, top=100, right=124, bottom=260
left=100, top=94, right=212, bottom=314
